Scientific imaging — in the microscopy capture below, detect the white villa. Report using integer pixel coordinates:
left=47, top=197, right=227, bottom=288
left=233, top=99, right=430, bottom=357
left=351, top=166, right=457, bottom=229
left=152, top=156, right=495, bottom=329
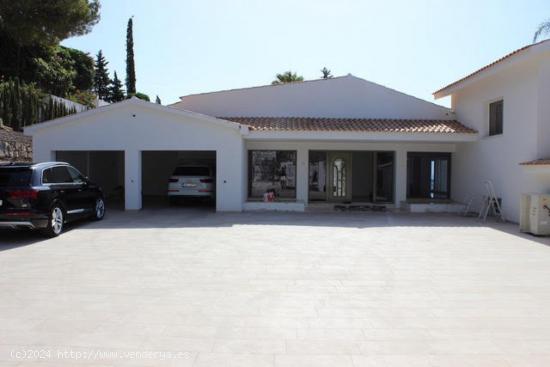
left=25, top=40, right=550, bottom=222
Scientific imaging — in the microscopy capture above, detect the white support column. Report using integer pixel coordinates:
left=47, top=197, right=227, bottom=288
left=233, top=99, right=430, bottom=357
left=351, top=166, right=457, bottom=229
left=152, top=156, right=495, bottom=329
left=124, top=150, right=142, bottom=210
left=296, top=147, right=309, bottom=204
left=394, top=148, right=407, bottom=209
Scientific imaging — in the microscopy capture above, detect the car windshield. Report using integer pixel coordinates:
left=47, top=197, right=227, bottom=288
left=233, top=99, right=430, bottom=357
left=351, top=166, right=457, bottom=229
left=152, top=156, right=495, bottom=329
left=0, top=168, right=32, bottom=187
left=173, top=167, right=210, bottom=176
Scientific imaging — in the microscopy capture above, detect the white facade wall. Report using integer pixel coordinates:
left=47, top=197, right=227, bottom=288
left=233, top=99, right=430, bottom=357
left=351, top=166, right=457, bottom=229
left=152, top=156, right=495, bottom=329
left=451, top=56, right=550, bottom=222
left=174, top=75, right=454, bottom=120
left=245, top=139, right=457, bottom=207
left=30, top=102, right=245, bottom=211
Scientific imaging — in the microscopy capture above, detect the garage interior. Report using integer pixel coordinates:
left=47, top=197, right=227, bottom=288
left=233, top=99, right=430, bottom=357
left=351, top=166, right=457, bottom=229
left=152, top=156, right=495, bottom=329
left=141, top=151, right=216, bottom=209
left=56, top=151, right=125, bottom=208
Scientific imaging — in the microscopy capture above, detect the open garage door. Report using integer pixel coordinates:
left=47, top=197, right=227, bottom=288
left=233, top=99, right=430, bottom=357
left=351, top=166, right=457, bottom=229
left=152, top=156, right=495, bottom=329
left=141, top=151, right=216, bottom=209
left=56, top=151, right=125, bottom=208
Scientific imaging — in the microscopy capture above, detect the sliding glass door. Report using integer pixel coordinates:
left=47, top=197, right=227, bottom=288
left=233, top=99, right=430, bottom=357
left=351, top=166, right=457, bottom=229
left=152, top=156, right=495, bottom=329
left=407, top=152, right=451, bottom=200
left=308, top=151, right=394, bottom=203
left=374, top=152, right=394, bottom=203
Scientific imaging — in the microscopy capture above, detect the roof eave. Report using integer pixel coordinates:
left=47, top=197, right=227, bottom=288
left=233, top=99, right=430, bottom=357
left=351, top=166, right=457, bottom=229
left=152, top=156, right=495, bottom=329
left=433, top=39, right=550, bottom=99
left=244, top=130, right=478, bottom=142
left=24, top=97, right=243, bottom=135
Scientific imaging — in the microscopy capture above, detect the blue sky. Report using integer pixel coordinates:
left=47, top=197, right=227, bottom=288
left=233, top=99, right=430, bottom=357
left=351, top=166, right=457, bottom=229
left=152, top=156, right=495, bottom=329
left=62, top=0, right=549, bottom=106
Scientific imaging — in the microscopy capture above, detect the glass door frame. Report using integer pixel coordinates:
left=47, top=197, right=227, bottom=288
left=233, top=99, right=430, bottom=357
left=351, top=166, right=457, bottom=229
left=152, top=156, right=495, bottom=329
left=327, top=152, right=352, bottom=202
left=407, top=152, right=452, bottom=200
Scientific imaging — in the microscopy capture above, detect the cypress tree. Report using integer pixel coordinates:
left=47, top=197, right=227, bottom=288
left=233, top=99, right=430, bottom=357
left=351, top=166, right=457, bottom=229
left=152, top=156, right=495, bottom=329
left=94, top=50, right=111, bottom=101
left=109, top=72, right=125, bottom=102
left=125, top=17, right=136, bottom=96
left=155, top=95, right=161, bottom=104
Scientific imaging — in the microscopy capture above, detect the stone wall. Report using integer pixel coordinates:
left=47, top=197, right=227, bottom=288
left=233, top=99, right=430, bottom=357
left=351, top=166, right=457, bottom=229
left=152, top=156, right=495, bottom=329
left=0, top=123, right=32, bottom=163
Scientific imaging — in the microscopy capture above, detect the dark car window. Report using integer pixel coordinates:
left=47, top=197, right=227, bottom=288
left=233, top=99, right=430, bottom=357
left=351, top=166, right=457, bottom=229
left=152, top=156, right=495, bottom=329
left=67, top=166, right=85, bottom=184
left=173, top=167, right=210, bottom=176
left=42, top=168, right=54, bottom=184
left=43, top=166, right=74, bottom=184
left=0, top=168, right=32, bottom=187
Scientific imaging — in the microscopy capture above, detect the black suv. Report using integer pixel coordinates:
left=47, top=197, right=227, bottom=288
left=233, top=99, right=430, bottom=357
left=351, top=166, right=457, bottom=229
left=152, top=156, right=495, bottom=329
left=0, top=162, right=105, bottom=237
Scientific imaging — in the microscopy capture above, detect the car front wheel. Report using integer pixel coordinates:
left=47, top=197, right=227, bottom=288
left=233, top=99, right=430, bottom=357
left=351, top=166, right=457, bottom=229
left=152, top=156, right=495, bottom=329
left=42, top=205, right=64, bottom=237
left=93, top=198, right=105, bottom=221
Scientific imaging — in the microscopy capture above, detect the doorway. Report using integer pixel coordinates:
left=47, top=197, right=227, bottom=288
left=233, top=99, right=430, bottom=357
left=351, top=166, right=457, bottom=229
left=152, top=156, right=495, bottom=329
left=328, top=152, right=352, bottom=202
left=407, top=152, right=451, bottom=200
left=56, top=151, right=125, bottom=208
left=309, top=150, right=395, bottom=204
left=141, top=151, right=216, bottom=209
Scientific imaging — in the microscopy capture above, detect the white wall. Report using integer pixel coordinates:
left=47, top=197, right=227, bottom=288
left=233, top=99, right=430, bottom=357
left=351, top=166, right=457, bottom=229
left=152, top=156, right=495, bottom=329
left=173, top=75, right=454, bottom=120
left=31, top=103, right=245, bottom=211
left=245, top=140, right=456, bottom=207
left=452, top=55, right=550, bottom=222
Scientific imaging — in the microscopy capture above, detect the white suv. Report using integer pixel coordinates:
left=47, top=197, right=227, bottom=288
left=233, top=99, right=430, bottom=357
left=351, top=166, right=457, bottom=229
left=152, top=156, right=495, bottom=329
left=168, top=165, right=215, bottom=202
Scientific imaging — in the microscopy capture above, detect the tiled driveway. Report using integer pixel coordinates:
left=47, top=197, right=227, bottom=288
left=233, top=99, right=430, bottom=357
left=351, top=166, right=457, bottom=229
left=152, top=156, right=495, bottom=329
left=1, top=209, right=550, bottom=366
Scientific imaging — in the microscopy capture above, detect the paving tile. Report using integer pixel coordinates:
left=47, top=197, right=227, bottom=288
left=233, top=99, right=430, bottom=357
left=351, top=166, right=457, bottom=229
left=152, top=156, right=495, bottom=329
left=285, top=340, right=361, bottom=355
left=2, top=210, right=550, bottom=367
left=194, top=352, right=274, bottom=367
left=212, top=339, right=285, bottom=354
left=275, top=354, right=353, bottom=367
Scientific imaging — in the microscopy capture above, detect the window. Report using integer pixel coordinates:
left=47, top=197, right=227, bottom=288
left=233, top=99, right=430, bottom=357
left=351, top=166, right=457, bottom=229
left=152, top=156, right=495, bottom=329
left=407, top=153, right=451, bottom=200
left=67, top=166, right=86, bottom=184
left=489, top=100, right=503, bottom=136
left=248, top=150, right=296, bottom=199
left=0, top=168, right=32, bottom=187
left=331, top=157, right=348, bottom=198
left=42, top=166, right=73, bottom=184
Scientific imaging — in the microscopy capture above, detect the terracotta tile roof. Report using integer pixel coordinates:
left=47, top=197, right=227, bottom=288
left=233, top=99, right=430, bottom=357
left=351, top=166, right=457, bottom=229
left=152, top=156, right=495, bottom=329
left=520, top=159, right=550, bottom=166
left=434, top=39, right=550, bottom=97
left=223, top=117, right=477, bottom=134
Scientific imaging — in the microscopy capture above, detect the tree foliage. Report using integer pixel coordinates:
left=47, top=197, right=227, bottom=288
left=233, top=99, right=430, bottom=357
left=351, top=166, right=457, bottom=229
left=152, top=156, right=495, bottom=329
left=0, top=0, right=100, bottom=46
left=125, top=17, right=136, bottom=96
left=68, top=90, right=96, bottom=108
left=0, top=79, right=77, bottom=131
left=93, top=50, right=110, bottom=100
left=272, top=71, right=304, bottom=85
left=0, top=1, right=97, bottom=129
left=134, top=92, right=149, bottom=101
left=109, top=72, right=125, bottom=102
left=533, top=20, right=550, bottom=43
left=69, top=47, right=94, bottom=91
left=31, top=46, right=94, bottom=97
left=321, top=67, right=333, bottom=79
left=0, top=0, right=97, bottom=98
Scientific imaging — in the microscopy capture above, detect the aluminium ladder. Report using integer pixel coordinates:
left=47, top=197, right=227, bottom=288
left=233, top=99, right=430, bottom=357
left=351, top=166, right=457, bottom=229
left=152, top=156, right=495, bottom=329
left=479, top=180, right=506, bottom=222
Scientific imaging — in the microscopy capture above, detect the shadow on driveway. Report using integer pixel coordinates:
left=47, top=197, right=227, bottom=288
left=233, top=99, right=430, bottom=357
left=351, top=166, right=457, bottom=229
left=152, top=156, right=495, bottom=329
left=0, top=219, right=90, bottom=250
left=2, top=207, right=550, bottom=248
left=79, top=208, right=550, bottom=247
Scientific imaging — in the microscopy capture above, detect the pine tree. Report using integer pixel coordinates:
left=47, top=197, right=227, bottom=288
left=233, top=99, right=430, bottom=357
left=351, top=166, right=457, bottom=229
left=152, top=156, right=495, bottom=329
left=93, top=50, right=111, bottom=101
left=125, top=17, right=136, bottom=96
left=109, top=72, right=125, bottom=102
left=155, top=95, right=161, bottom=104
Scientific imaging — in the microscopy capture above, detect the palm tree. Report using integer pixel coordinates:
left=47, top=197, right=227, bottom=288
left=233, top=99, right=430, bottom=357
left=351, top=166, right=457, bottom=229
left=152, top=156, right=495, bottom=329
left=272, top=71, right=304, bottom=85
left=533, top=19, right=550, bottom=43
left=321, top=67, right=333, bottom=79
